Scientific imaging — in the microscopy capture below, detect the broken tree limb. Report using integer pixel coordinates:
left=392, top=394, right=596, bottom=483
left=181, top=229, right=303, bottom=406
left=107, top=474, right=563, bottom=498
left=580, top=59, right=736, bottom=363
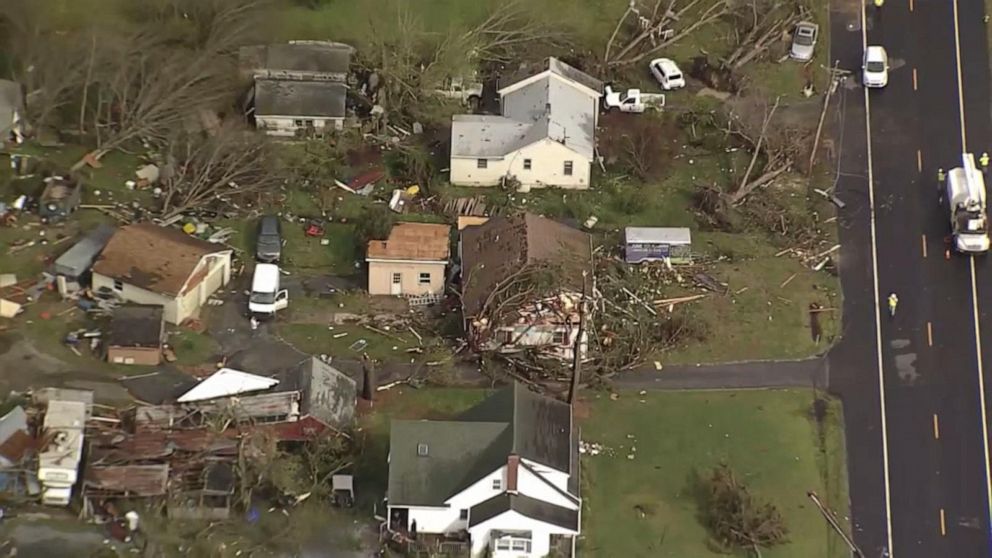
left=779, top=273, right=797, bottom=288
left=736, top=95, right=781, bottom=196
left=621, top=286, right=658, bottom=316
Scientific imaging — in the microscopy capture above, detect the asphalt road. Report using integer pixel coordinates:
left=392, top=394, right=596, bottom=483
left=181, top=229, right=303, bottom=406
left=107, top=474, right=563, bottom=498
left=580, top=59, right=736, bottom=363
left=829, top=0, right=992, bottom=556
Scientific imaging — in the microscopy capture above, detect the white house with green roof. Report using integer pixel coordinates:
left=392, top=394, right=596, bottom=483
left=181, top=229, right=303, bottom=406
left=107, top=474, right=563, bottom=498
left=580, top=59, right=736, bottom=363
left=386, top=382, right=580, bottom=557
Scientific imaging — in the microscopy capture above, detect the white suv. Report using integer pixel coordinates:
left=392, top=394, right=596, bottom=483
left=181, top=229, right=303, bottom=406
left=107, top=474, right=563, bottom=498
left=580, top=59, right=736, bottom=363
left=649, top=58, right=686, bottom=90
left=862, top=46, right=889, bottom=88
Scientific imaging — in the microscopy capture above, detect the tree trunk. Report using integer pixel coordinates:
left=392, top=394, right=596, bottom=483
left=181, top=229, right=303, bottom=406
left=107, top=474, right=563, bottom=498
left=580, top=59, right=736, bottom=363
left=362, top=353, right=376, bottom=401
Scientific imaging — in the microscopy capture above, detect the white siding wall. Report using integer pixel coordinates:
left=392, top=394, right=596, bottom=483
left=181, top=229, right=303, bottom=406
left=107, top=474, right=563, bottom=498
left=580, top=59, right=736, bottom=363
left=92, top=273, right=178, bottom=323
left=516, top=466, right=577, bottom=510
left=468, top=511, right=575, bottom=557
left=445, top=467, right=506, bottom=529
left=402, top=505, right=463, bottom=534
left=256, top=115, right=344, bottom=137
left=487, top=324, right=588, bottom=361
left=522, top=459, right=572, bottom=492
left=451, top=140, right=591, bottom=190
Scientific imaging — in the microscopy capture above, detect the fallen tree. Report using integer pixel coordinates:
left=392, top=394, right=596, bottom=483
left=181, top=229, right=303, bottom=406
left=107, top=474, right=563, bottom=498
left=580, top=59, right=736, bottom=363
left=603, top=0, right=730, bottom=68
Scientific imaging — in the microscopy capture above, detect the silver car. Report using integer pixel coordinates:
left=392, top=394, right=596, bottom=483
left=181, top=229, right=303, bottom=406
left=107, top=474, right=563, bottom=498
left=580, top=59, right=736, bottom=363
left=790, top=22, right=819, bottom=61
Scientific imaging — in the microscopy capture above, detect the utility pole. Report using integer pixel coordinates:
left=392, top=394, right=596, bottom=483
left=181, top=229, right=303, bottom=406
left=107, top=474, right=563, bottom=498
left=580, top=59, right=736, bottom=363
left=807, top=491, right=864, bottom=557
left=568, top=272, right=589, bottom=405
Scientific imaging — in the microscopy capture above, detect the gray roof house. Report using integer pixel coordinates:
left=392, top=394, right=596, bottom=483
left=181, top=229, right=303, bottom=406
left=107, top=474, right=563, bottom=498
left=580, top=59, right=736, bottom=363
left=242, top=42, right=353, bottom=137
left=386, top=382, right=580, bottom=557
left=449, top=58, right=603, bottom=190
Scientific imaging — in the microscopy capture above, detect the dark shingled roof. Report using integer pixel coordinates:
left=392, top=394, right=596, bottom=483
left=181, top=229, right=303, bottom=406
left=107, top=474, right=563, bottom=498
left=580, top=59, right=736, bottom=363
left=109, top=304, right=164, bottom=348
left=459, top=213, right=592, bottom=316
left=469, top=493, right=579, bottom=531
left=240, top=43, right=351, bottom=77
left=387, top=382, right=573, bottom=507
left=254, top=79, right=347, bottom=118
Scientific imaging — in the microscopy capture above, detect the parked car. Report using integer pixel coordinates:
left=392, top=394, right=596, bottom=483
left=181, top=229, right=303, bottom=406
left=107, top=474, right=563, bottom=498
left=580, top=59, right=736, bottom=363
left=249, top=263, right=289, bottom=317
left=862, top=46, right=889, bottom=88
left=648, top=58, right=686, bottom=90
left=255, top=215, right=282, bottom=263
left=790, top=22, right=819, bottom=61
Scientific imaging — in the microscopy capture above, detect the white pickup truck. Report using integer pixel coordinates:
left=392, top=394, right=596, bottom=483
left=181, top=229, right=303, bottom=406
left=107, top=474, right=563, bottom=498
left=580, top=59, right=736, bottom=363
left=603, top=85, right=666, bottom=113
left=434, top=76, right=483, bottom=106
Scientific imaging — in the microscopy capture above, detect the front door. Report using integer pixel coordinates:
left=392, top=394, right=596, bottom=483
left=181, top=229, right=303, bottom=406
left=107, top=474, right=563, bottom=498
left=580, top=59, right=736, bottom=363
left=390, top=272, right=402, bottom=295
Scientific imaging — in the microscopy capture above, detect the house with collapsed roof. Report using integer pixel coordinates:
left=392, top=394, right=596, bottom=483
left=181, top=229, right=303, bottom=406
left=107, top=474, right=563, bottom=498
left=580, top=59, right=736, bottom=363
left=240, top=42, right=353, bottom=137
left=133, top=357, right=357, bottom=439
left=386, top=382, right=580, bottom=558
left=91, top=224, right=232, bottom=325
left=449, top=58, right=603, bottom=190
left=459, top=213, right=593, bottom=361
left=366, top=222, right=451, bottom=303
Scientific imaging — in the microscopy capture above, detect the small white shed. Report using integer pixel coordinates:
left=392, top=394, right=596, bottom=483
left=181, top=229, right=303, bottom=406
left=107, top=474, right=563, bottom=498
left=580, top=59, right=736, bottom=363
left=624, top=227, right=692, bottom=264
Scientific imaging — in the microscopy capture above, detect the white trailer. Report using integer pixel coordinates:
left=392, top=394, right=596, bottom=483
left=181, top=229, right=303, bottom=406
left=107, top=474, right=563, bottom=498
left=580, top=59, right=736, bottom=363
left=944, top=153, right=990, bottom=254
left=37, top=400, right=87, bottom=506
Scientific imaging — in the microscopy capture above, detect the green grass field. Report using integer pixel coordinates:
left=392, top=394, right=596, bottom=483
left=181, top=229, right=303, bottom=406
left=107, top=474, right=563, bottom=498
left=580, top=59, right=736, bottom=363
left=580, top=389, right=849, bottom=558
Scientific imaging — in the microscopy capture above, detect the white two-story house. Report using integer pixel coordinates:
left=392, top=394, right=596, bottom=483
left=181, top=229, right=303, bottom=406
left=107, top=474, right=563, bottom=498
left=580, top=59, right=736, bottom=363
left=386, top=382, right=580, bottom=557
left=449, top=58, right=603, bottom=190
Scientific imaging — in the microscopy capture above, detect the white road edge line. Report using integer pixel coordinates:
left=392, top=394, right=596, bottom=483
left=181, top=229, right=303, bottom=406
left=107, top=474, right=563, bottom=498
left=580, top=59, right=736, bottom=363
left=952, top=0, right=992, bottom=533
left=861, top=6, right=896, bottom=555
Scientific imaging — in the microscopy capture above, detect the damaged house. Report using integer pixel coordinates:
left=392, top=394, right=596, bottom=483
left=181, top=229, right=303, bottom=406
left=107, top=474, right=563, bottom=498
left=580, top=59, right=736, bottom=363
left=449, top=58, right=602, bottom=190
left=91, top=224, right=233, bottom=325
left=366, top=222, right=451, bottom=303
left=386, top=382, right=580, bottom=558
left=240, top=41, right=353, bottom=137
left=459, top=213, right=593, bottom=361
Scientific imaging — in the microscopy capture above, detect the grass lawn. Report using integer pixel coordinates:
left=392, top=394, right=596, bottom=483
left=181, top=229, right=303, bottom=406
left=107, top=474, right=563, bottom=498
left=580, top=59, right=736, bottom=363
left=580, top=389, right=849, bottom=558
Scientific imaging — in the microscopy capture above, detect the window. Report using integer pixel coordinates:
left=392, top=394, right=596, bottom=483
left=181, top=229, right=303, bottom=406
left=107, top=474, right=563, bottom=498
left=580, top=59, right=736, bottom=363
left=417, top=443, right=429, bottom=456
left=552, top=330, right=567, bottom=346
left=563, top=161, right=574, bottom=176
left=492, top=478, right=502, bottom=490
left=511, top=540, right=531, bottom=552
left=113, top=280, right=124, bottom=291
left=304, top=119, right=314, bottom=127
left=459, top=509, right=468, bottom=520
left=523, top=158, right=532, bottom=170
left=418, top=272, right=431, bottom=285
left=496, top=540, right=511, bottom=551
left=293, top=119, right=304, bottom=127
left=392, top=273, right=402, bottom=284
left=477, top=159, right=488, bottom=169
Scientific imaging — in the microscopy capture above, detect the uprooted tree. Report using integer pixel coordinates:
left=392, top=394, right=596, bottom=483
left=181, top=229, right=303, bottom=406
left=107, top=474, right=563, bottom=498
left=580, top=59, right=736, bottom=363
left=699, top=463, right=788, bottom=556
left=598, top=111, right=678, bottom=181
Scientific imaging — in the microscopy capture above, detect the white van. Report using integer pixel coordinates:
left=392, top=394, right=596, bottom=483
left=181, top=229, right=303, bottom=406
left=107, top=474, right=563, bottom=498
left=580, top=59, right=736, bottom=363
left=249, top=263, right=289, bottom=317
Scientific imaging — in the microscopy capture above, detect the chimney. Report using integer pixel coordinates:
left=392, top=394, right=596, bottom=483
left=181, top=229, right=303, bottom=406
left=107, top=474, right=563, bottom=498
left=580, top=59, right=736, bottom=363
left=506, top=454, right=520, bottom=493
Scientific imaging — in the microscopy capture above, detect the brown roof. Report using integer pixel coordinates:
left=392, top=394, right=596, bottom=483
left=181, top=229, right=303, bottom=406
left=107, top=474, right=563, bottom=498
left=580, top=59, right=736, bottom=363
left=459, top=213, right=592, bottom=316
left=93, top=224, right=227, bottom=296
left=84, top=464, right=170, bottom=496
left=366, top=222, right=451, bottom=261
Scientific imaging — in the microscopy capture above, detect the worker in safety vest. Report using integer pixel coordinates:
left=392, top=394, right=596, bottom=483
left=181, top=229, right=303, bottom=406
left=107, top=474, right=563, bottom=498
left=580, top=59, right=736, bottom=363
left=981, top=152, right=990, bottom=170
left=874, top=0, right=884, bottom=7
left=938, top=168, right=946, bottom=183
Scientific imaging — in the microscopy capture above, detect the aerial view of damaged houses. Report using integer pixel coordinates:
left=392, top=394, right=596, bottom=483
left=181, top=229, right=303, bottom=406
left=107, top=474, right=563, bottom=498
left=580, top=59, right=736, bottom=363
left=4, top=0, right=991, bottom=557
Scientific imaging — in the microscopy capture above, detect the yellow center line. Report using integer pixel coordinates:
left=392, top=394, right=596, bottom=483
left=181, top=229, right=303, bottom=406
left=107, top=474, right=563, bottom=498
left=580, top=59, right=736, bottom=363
left=922, top=234, right=928, bottom=258
left=913, top=68, right=918, bottom=91
left=933, top=414, right=940, bottom=439
left=940, top=508, right=947, bottom=535
left=917, top=149, right=923, bottom=173
left=927, top=321, right=934, bottom=346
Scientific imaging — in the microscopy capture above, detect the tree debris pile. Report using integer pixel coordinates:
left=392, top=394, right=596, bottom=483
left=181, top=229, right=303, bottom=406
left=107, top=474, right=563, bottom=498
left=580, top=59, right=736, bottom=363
left=698, top=463, right=789, bottom=554
left=591, top=247, right=714, bottom=372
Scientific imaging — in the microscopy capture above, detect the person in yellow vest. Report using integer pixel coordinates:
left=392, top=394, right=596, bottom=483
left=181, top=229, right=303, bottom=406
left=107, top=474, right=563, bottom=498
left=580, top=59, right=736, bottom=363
left=980, top=152, right=990, bottom=170
left=874, top=0, right=884, bottom=7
